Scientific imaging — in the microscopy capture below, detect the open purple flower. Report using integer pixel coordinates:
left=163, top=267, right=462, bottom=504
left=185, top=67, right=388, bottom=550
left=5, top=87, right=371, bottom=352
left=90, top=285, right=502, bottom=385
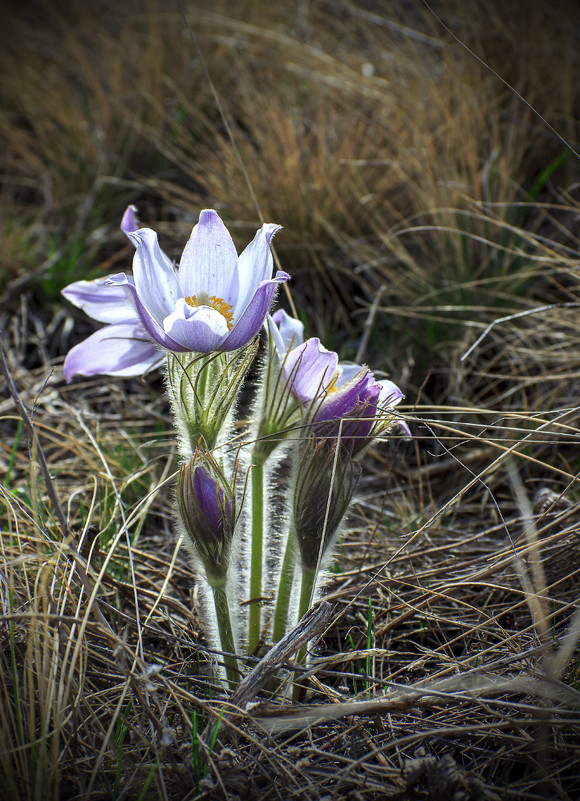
left=63, top=207, right=288, bottom=381
left=268, top=310, right=407, bottom=456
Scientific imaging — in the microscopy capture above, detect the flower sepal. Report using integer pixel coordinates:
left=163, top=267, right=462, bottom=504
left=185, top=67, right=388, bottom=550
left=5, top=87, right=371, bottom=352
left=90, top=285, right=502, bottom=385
left=167, top=339, right=258, bottom=457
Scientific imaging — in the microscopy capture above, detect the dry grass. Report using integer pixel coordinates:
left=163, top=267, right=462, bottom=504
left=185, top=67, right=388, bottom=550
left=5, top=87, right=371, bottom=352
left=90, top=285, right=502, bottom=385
left=1, top=0, right=580, bottom=798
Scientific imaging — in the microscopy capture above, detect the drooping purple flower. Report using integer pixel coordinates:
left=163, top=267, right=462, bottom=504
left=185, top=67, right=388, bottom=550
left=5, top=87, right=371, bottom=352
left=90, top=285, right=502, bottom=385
left=267, top=310, right=407, bottom=456
left=62, top=207, right=288, bottom=381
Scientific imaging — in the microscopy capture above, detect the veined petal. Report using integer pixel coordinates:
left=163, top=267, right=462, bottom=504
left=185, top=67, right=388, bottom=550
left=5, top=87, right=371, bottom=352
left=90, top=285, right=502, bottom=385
left=127, top=228, right=180, bottom=326
left=121, top=205, right=139, bottom=236
left=315, top=367, right=375, bottom=423
left=234, top=223, right=282, bottom=316
left=377, top=379, right=404, bottom=407
left=221, top=272, right=289, bottom=351
left=266, top=314, right=286, bottom=358
left=313, top=380, right=381, bottom=456
left=284, top=338, right=339, bottom=403
left=336, top=363, right=365, bottom=387
left=62, top=278, right=140, bottom=324
left=106, top=273, right=187, bottom=352
left=271, top=309, right=304, bottom=353
left=63, top=323, right=163, bottom=382
left=178, top=210, right=239, bottom=304
left=163, top=297, right=229, bottom=352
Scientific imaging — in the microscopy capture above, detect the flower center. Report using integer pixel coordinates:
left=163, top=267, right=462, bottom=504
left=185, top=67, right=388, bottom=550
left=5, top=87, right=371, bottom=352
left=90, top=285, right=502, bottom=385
left=184, top=294, right=234, bottom=331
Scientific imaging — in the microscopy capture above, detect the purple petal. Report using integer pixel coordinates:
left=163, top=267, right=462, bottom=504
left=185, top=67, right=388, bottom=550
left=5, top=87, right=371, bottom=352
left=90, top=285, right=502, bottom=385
left=222, top=272, right=289, bottom=351
left=266, top=314, right=286, bottom=358
left=270, top=309, right=304, bottom=353
left=192, top=465, right=232, bottom=540
left=163, top=298, right=229, bottom=352
left=62, top=278, right=139, bottom=325
left=314, top=381, right=381, bottom=455
left=178, top=210, right=239, bottom=306
left=284, top=338, right=339, bottom=403
left=377, top=379, right=404, bottom=407
left=63, top=323, right=163, bottom=382
left=234, top=223, right=282, bottom=316
left=315, top=368, right=375, bottom=423
left=127, top=228, right=180, bottom=326
left=120, top=205, right=139, bottom=236
left=105, top=273, right=187, bottom=352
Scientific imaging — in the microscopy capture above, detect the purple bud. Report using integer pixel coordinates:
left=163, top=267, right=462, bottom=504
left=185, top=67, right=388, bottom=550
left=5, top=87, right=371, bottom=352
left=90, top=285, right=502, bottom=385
left=177, top=453, right=235, bottom=580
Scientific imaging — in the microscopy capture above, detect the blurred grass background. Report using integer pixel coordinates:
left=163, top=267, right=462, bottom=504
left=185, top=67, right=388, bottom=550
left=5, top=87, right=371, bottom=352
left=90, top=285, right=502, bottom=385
left=2, top=0, right=579, bottom=406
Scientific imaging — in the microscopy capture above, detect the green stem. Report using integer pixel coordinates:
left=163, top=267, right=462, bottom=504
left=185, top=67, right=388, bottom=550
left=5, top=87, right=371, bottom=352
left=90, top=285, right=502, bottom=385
left=210, top=581, right=238, bottom=689
left=271, top=528, right=297, bottom=643
left=293, top=567, right=317, bottom=701
left=248, top=456, right=265, bottom=654
left=297, top=567, right=317, bottom=626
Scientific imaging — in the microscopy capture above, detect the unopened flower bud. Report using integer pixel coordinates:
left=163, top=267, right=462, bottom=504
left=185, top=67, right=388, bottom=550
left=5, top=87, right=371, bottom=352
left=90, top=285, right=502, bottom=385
left=292, top=436, right=361, bottom=571
left=177, top=451, right=235, bottom=581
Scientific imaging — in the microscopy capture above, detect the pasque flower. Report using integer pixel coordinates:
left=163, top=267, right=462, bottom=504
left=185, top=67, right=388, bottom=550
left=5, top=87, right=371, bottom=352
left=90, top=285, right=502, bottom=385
left=177, top=449, right=239, bottom=687
left=267, top=309, right=407, bottom=455
left=63, top=207, right=288, bottom=381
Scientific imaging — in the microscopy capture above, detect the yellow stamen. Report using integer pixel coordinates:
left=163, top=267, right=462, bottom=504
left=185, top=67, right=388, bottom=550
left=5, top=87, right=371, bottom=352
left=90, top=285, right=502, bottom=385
left=184, top=295, right=234, bottom=331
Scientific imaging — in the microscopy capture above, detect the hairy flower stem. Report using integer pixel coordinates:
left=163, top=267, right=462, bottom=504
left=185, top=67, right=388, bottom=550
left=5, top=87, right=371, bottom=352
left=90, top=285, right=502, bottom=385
left=271, top=527, right=297, bottom=643
left=210, top=580, right=239, bottom=689
left=248, top=454, right=266, bottom=654
left=293, top=567, right=318, bottom=701
left=297, top=567, right=317, bottom=628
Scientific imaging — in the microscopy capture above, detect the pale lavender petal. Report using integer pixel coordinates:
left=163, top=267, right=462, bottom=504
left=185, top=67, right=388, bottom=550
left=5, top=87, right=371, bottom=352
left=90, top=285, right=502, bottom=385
left=127, top=228, right=180, bottom=326
left=62, top=278, right=139, bottom=324
left=377, top=379, right=404, bottom=407
left=178, top=210, right=239, bottom=305
left=63, top=323, right=163, bottom=382
left=336, top=363, right=365, bottom=387
left=163, top=298, right=229, bottom=352
left=221, top=272, right=289, bottom=351
left=120, top=205, right=139, bottom=236
left=106, top=273, right=187, bottom=352
left=266, top=314, right=286, bottom=358
left=234, top=223, right=282, bottom=316
left=271, top=309, right=304, bottom=352
left=394, top=419, right=412, bottom=438
left=284, top=338, right=339, bottom=403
